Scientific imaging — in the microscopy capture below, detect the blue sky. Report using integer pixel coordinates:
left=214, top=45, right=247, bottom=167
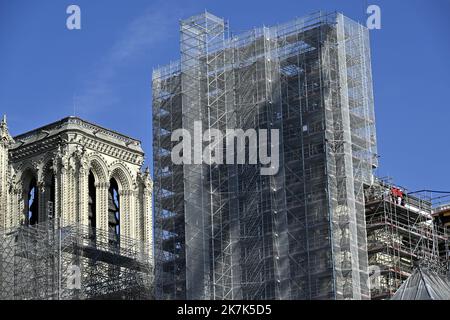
left=1, top=0, right=449, bottom=192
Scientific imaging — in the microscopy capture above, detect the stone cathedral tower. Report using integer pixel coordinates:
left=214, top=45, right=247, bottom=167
left=0, top=116, right=153, bottom=258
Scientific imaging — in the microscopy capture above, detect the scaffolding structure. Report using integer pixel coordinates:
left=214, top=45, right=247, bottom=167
left=0, top=218, right=153, bottom=300
left=153, top=11, right=377, bottom=300
left=364, top=178, right=449, bottom=300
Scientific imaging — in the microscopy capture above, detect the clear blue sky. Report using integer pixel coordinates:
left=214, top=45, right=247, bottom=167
left=1, top=0, right=449, bottom=192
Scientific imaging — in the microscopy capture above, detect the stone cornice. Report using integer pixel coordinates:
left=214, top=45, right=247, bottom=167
left=9, top=132, right=144, bottom=166
left=9, top=136, right=61, bottom=161
left=79, top=136, right=143, bottom=165
left=12, top=117, right=143, bottom=154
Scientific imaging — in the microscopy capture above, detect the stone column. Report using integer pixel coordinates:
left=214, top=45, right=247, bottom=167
left=0, top=116, right=13, bottom=230
left=142, top=183, right=153, bottom=260
left=137, top=175, right=153, bottom=260
left=0, top=144, right=7, bottom=229
left=59, top=164, right=69, bottom=226
left=129, top=190, right=136, bottom=240
left=119, top=190, right=132, bottom=241
left=68, top=164, right=77, bottom=225
left=53, top=160, right=62, bottom=227
left=60, top=156, right=78, bottom=226
left=134, top=189, right=141, bottom=242
left=9, top=185, right=21, bottom=228
left=78, top=163, right=89, bottom=226
left=95, top=182, right=109, bottom=233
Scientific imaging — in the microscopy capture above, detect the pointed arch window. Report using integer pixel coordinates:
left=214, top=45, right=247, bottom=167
left=27, top=177, right=39, bottom=226
left=43, top=162, right=55, bottom=221
left=108, top=178, right=120, bottom=247
left=88, top=171, right=97, bottom=242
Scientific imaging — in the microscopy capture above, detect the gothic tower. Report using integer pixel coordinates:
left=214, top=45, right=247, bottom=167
left=1, top=116, right=153, bottom=258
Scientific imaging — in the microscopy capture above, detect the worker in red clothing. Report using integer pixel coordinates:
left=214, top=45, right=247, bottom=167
left=390, top=187, right=404, bottom=205
left=390, top=187, right=397, bottom=203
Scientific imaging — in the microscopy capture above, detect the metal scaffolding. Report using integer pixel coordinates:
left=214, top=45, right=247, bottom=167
left=364, top=178, right=449, bottom=299
left=0, top=218, right=153, bottom=300
left=153, top=11, right=378, bottom=300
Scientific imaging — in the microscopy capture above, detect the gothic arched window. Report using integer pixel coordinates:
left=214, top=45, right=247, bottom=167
left=88, top=171, right=97, bottom=242
left=108, top=178, right=120, bottom=247
left=27, top=177, right=39, bottom=226
left=43, top=162, right=55, bottom=220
